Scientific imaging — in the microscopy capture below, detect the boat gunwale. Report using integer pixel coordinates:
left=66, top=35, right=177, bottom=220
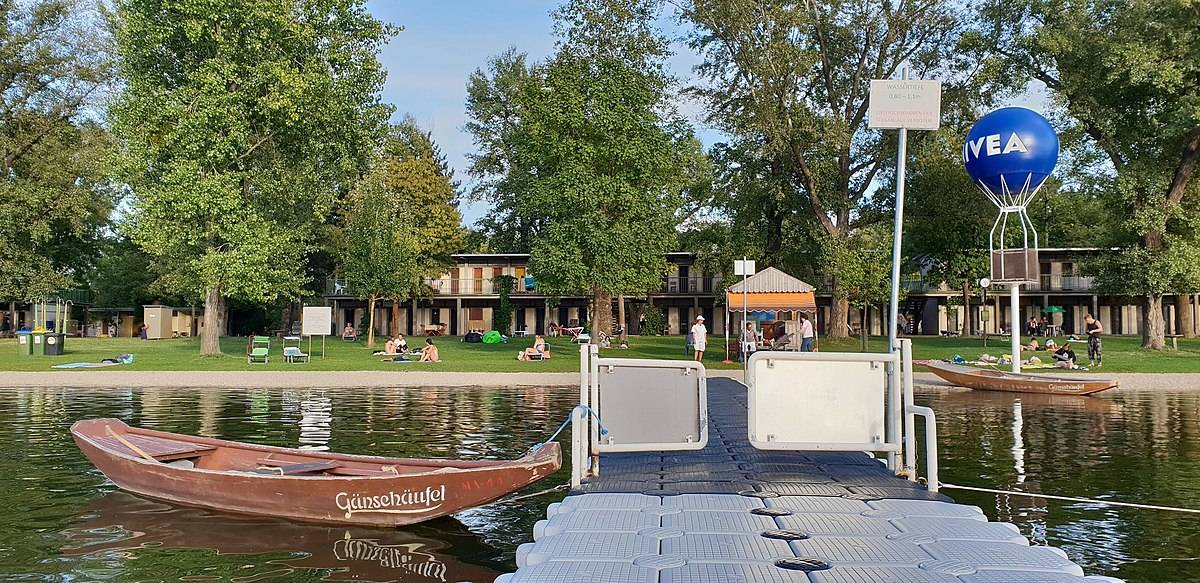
left=71, top=418, right=560, bottom=482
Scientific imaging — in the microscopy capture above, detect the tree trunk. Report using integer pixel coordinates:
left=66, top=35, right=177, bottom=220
left=366, top=295, right=377, bottom=348
left=617, top=294, right=627, bottom=342
left=1176, top=294, right=1194, bottom=338
left=201, top=286, right=222, bottom=355
left=828, top=280, right=849, bottom=338
left=1143, top=294, right=1166, bottom=350
left=860, top=305, right=868, bottom=352
left=962, top=281, right=972, bottom=336
left=9, top=301, right=16, bottom=332
left=390, top=300, right=400, bottom=336
left=592, top=287, right=613, bottom=340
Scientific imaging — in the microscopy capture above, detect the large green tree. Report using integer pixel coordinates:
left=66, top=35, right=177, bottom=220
left=466, top=0, right=706, bottom=337
left=110, top=0, right=395, bottom=354
left=973, top=0, right=1200, bottom=349
left=341, top=118, right=465, bottom=348
left=682, top=0, right=970, bottom=337
left=1, top=0, right=114, bottom=322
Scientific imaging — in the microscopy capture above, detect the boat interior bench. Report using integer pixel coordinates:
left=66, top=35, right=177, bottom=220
left=253, top=459, right=342, bottom=475
left=99, top=433, right=218, bottom=462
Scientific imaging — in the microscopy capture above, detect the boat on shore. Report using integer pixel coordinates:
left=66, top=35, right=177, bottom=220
left=924, top=361, right=1118, bottom=395
left=71, top=418, right=561, bottom=527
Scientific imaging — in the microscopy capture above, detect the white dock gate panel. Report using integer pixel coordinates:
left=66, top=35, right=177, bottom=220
left=747, top=351, right=898, bottom=452
left=592, top=358, right=708, bottom=452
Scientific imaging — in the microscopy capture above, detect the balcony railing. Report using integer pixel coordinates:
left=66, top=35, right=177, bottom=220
left=1039, top=275, right=1095, bottom=292
left=325, top=277, right=537, bottom=297
left=661, top=276, right=716, bottom=294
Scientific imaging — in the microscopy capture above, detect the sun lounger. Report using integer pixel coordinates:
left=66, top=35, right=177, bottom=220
left=247, top=336, right=270, bottom=364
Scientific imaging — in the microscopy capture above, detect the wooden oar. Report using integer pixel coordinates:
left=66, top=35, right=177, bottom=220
left=106, top=425, right=158, bottom=463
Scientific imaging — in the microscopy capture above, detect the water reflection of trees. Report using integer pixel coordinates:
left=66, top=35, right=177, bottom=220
left=920, top=389, right=1200, bottom=580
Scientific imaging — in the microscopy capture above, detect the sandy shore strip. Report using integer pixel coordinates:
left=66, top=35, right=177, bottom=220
left=0, top=369, right=750, bottom=389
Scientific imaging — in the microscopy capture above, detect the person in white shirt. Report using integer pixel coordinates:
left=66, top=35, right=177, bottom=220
left=740, top=322, right=758, bottom=361
left=690, top=316, right=707, bottom=361
left=799, top=313, right=815, bottom=352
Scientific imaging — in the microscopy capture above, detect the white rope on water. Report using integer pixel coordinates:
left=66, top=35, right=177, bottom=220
left=940, top=483, right=1200, bottom=514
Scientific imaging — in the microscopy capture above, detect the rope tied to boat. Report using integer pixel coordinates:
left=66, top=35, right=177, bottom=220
left=524, top=405, right=607, bottom=457
left=939, top=482, right=1200, bottom=514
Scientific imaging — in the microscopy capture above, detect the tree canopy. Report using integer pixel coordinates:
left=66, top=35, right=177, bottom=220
left=466, top=0, right=708, bottom=336
left=110, top=0, right=395, bottom=354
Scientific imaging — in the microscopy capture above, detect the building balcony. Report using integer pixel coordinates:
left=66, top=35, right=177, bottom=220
left=325, top=277, right=539, bottom=298
left=660, top=276, right=717, bottom=294
left=1038, top=275, right=1095, bottom=292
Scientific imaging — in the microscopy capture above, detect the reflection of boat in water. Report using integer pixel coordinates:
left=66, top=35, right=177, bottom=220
left=925, top=362, right=1118, bottom=395
left=72, top=418, right=561, bottom=527
left=64, top=492, right=503, bottom=582
left=932, top=386, right=1119, bottom=414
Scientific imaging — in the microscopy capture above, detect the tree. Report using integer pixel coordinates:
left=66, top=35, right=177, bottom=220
left=973, top=0, right=1200, bottom=349
left=465, top=0, right=705, bottom=338
left=340, top=119, right=465, bottom=348
left=1, top=1, right=114, bottom=322
left=683, top=0, right=970, bottom=337
left=821, top=226, right=892, bottom=349
left=110, top=0, right=395, bottom=354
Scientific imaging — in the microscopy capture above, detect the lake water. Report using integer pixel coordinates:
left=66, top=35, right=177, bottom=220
left=0, top=385, right=1196, bottom=582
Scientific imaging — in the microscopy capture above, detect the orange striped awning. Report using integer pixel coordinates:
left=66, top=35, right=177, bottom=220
left=724, top=291, right=817, bottom=312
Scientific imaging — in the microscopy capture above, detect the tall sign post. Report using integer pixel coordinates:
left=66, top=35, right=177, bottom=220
left=869, top=72, right=942, bottom=354
left=963, top=107, right=1060, bottom=373
left=733, top=258, right=755, bottom=364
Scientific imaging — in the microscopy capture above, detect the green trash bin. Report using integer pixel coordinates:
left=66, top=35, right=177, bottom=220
left=44, top=333, right=65, bottom=356
left=31, top=332, right=46, bottom=356
left=16, top=331, right=33, bottom=356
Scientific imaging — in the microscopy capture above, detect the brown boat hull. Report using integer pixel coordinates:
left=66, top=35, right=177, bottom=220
left=72, top=419, right=561, bottom=527
left=924, top=362, right=1118, bottom=396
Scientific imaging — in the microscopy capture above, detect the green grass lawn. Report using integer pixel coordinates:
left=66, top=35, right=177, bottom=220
left=0, top=333, right=1195, bottom=373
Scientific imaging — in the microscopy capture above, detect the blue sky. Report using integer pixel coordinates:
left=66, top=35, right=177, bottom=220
left=365, top=1, right=713, bottom=226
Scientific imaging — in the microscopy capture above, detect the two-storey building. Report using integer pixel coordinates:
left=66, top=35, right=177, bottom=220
left=324, top=252, right=726, bottom=337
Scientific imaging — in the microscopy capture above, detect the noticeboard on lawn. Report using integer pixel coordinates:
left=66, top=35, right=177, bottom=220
left=302, top=306, right=333, bottom=337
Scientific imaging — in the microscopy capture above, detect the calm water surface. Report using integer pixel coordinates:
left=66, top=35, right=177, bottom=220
left=0, top=385, right=1196, bottom=582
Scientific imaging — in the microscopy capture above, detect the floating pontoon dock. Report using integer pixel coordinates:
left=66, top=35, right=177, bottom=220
left=498, top=343, right=1121, bottom=582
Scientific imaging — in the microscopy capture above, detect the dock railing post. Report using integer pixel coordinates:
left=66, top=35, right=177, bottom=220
left=588, top=343, right=600, bottom=476
left=572, top=344, right=588, bottom=488
left=901, top=339, right=916, bottom=479
left=886, top=347, right=900, bottom=472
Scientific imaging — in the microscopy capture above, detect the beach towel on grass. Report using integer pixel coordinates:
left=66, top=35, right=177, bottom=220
left=52, top=361, right=120, bottom=369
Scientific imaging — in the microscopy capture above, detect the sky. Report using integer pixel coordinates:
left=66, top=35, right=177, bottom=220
left=364, top=1, right=715, bottom=226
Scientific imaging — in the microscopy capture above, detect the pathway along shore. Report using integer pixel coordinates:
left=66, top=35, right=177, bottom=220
left=2, top=370, right=1199, bottom=391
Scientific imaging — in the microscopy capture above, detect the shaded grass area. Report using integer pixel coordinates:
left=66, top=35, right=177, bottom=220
left=0, top=334, right=1196, bottom=373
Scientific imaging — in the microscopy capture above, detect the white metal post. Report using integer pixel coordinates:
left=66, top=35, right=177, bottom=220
left=1010, top=283, right=1021, bottom=373
left=887, top=68, right=910, bottom=356
left=572, top=344, right=589, bottom=487
left=901, top=339, right=916, bottom=479
left=742, top=256, right=748, bottom=363
left=588, top=343, right=600, bottom=476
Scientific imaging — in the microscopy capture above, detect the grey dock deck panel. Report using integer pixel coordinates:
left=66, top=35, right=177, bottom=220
left=499, top=378, right=1120, bottom=583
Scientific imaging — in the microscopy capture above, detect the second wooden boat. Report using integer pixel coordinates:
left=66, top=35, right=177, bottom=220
left=924, top=361, right=1118, bottom=395
left=72, top=418, right=561, bottom=527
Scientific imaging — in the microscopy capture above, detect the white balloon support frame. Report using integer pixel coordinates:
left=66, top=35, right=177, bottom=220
left=978, top=174, right=1047, bottom=374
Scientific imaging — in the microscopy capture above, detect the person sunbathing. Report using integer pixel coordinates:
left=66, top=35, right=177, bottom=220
left=1021, top=337, right=1040, bottom=351
left=420, top=338, right=440, bottom=362
left=518, top=335, right=548, bottom=361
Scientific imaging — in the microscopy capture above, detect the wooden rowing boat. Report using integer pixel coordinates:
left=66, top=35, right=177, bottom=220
left=924, top=361, right=1118, bottom=396
left=71, top=418, right=561, bottom=527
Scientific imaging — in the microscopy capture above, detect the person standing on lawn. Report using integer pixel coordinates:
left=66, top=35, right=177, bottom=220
left=1084, top=313, right=1103, bottom=367
left=690, top=316, right=707, bottom=361
left=799, top=313, right=815, bottom=352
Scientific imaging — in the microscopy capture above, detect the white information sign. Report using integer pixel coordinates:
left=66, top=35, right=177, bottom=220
left=868, top=79, right=942, bottom=130
left=734, top=259, right=756, bottom=276
left=302, top=306, right=333, bottom=336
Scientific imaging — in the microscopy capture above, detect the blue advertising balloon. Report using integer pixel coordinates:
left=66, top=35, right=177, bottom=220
left=962, top=107, right=1059, bottom=197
